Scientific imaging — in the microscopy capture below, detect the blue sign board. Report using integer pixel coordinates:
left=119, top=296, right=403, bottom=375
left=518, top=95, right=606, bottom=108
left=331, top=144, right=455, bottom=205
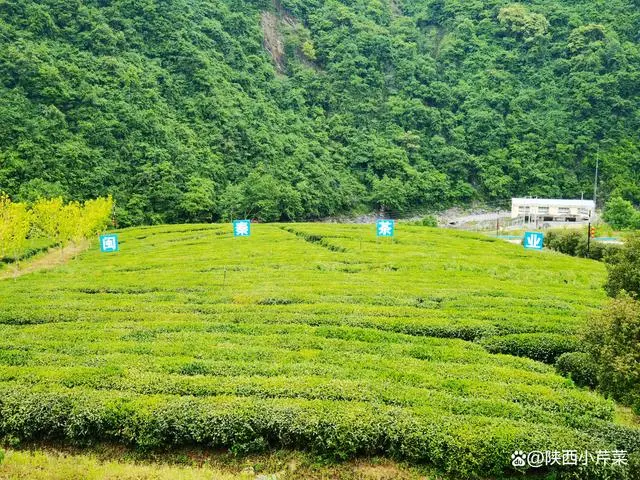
left=233, top=220, right=251, bottom=237
left=100, top=234, right=119, bottom=253
left=376, top=219, right=395, bottom=237
left=523, top=231, right=544, bottom=250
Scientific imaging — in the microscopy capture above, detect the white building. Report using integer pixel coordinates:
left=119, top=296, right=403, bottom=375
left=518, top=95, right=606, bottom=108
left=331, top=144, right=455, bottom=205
left=511, top=198, right=595, bottom=222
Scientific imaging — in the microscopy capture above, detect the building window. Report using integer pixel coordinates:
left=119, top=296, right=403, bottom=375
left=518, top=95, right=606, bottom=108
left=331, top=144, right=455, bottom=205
left=558, top=207, right=570, bottom=215
left=518, top=206, right=530, bottom=214
left=579, top=208, right=589, bottom=215
left=538, top=206, right=549, bottom=214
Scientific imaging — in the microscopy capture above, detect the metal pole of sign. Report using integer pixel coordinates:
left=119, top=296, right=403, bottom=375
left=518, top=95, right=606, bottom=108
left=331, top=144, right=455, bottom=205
left=593, top=155, right=599, bottom=206
left=587, top=222, right=591, bottom=257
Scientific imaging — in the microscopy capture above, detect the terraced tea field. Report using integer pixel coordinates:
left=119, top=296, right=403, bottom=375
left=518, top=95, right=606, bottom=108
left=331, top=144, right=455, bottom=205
left=0, top=223, right=636, bottom=478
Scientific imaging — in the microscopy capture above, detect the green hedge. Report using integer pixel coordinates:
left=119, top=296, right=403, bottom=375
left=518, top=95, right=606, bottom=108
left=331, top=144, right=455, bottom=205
left=480, top=333, right=581, bottom=364
left=0, top=385, right=632, bottom=480
left=546, top=230, right=622, bottom=261
left=556, top=352, right=599, bottom=389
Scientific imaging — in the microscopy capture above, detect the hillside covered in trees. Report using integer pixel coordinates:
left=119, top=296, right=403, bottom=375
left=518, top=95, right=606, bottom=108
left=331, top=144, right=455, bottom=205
left=1, top=0, right=639, bottom=225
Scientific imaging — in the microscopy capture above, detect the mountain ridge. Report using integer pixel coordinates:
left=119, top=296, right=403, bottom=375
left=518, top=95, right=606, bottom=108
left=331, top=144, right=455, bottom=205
left=0, top=0, right=638, bottom=225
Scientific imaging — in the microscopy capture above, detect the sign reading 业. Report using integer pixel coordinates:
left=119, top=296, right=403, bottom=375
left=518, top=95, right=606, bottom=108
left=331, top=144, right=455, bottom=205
left=100, top=234, right=119, bottom=253
left=233, top=220, right=251, bottom=237
left=376, top=219, right=395, bottom=237
left=523, top=231, right=544, bottom=250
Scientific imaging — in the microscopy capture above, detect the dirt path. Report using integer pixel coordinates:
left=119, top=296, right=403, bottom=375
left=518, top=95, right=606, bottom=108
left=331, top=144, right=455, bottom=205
left=0, top=240, right=89, bottom=280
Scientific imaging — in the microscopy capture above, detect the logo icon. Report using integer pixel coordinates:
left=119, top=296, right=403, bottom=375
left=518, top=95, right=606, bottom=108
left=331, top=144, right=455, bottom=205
left=376, top=219, right=394, bottom=237
left=511, top=450, right=527, bottom=468
left=233, top=220, right=251, bottom=237
left=99, top=234, right=119, bottom=253
left=523, top=231, right=544, bottom=250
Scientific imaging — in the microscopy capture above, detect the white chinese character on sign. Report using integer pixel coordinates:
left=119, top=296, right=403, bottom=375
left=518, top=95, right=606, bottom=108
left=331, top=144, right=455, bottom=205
left=235, top=221, right=249, bottom=236
left=103, top=237, right=116, bottom=251
left=378, top=221, right=393, bottom=236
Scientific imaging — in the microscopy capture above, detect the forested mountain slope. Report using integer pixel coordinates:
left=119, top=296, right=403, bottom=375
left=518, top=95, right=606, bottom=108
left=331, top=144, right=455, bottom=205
left=1, top=0, right=639, bottom=225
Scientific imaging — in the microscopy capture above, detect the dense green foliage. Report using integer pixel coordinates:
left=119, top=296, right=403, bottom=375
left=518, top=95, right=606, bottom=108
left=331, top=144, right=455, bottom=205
left=480, top=333, right=580, bottom=364
left=555, top=352, right=598, bottom=389
left=1, top=0, right=639, bottom=224
left=585, top=295, right=640, bottom=415
left=0, top=223, right=638, bottom=478
left=604, top=234, right=640, bottom=298
left=604, top=197, right=640, bottom=230
left=545, top=229, right=621, bottom=261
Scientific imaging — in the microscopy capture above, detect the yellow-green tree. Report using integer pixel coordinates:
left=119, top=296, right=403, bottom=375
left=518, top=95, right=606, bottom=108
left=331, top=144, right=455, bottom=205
left=31, top=197, right=64, bottom=245
left=30, top=196, right=113, bottom=247
left=58, top=201, right=84, bottom=246
left=81, top=196, right=114, bottom=237
left=0, top=193, right=32, bottom=261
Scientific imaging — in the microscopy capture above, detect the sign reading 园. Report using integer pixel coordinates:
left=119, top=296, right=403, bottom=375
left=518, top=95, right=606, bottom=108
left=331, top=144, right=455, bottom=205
left=523, top=231, right=544, bottom=250
left=233, top=220, right=251, bottom=237
left=376, top=219, right=395, bottom=237
left=100, top=234, right=119, bottom=253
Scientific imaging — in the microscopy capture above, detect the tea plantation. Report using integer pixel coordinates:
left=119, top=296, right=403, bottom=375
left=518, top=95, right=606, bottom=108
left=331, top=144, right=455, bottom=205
left=0, top=224, right=637, bottom=479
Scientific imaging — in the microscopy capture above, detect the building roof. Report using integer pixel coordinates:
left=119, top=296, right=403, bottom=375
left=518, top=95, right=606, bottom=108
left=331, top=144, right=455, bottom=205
left=511, top=198, right=595, bottom=207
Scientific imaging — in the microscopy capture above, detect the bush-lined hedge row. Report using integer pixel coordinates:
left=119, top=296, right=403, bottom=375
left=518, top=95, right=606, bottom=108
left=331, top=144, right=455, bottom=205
left=0, top=385, right=633, bottom=479
left=556, top=352, right=599, bottom=388
left=0, top=302, right=589, bottom=342
left=546, top=230, right=622, bottom=261
left=479, top=334, right=581, bottom=364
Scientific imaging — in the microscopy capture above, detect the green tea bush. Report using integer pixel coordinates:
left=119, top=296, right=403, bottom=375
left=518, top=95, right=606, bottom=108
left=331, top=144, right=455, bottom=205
left=0, top=386, right=629, bottom=479
left=585, top=420, right=640, bottom=453
left=555, top=352, right=599, bottom=388
left=480, top=333, right=581, bottom=364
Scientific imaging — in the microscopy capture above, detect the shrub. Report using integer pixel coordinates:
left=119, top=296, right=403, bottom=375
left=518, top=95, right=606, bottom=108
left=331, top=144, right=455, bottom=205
left=546, top=229, right=621, bottom=261
left=604, top=234, right=640, bottom=298
left=555, top=352, right=598, bottom=388
left=546, top=230, right=582, bottom=256
left=576, top=239, right=621, bottom=262
left=421, top=215, right=438, bottom=227
left=585, top=295, right=640, bottom=413
left=480, top=333, right=580, bottom=364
